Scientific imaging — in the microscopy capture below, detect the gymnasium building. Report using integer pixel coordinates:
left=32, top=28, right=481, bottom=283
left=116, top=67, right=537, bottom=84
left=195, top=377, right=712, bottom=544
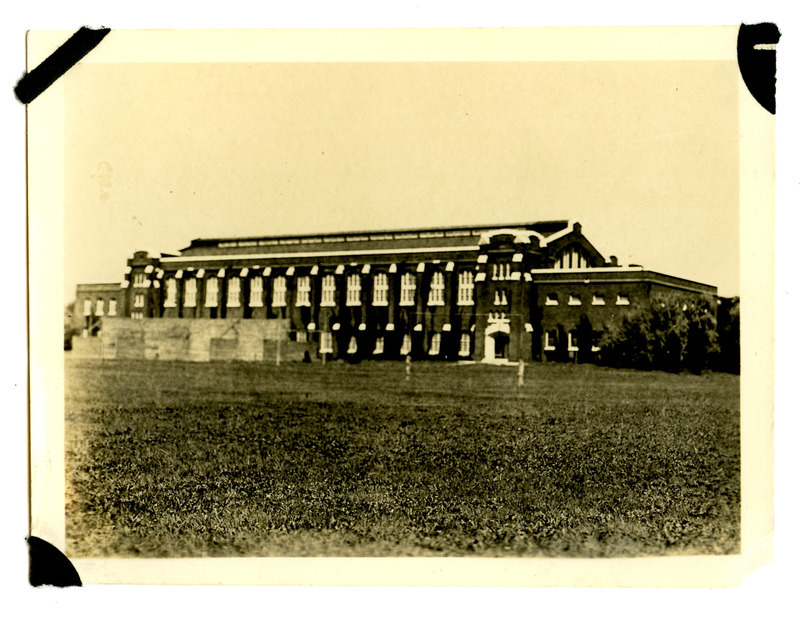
left=71, top=220, right=717, bottom=363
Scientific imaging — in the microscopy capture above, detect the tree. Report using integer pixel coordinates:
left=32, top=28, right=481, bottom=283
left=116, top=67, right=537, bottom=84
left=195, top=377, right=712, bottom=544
left=595, top=292, right=719, bottom=373
left=714, top=297, right=740, bottom=374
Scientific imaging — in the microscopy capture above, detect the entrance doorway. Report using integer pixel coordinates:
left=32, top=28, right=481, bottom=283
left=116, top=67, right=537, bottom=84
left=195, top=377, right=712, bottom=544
left=493, top=333, right=509, bottom=359
left=483, top=321, right=511, bottom=363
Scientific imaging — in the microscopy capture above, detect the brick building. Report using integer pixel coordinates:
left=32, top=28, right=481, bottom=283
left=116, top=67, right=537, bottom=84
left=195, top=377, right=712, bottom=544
left=72, top=220, right=717, bottom=363
left=72, top=283, right=125, bottom=336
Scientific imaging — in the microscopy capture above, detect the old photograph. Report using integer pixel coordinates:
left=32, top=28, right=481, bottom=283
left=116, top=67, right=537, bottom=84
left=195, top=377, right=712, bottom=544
left=27, top=27, right=773, bottom=586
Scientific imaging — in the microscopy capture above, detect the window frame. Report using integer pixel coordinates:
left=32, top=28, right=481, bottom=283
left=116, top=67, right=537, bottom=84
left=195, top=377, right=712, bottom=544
left=226, top=277, right=241, bottom=308
left=346, top=273, right=362, bottom=307
left=400, top=333, right=412, bottom=356
left=459, top=332, right=471, bottom=357
left=205, top=278, right=219, bottom=308
left=427, top=271, right=445, bottom=306
left=319, top=331, right=333, bottom=354
left=399, top=272, right=416, bottom=306
left=320, top=274, right=337, bottom=307
left=249, top=276, right=264, bottom=307
left=372, top=272, right=389, bottom=306
left=568, top=330, right=579, bottom=352
left=184, top=278, right=197, bottom=307
left=457, top=270, right=474, bottom=305
left=272, top=275, right=287, bottom=308
left=295, top=275, right=311, bottom=307
left=429, top=332, right=441, bottom=356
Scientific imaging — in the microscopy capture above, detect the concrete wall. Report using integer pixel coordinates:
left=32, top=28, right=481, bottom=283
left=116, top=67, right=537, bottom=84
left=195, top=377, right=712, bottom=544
left=81, top=317, right=297, bottom=362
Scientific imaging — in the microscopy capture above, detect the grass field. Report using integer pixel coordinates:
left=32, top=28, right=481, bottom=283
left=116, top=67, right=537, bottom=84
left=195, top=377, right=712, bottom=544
left=64, top=358, right=740, bottom=558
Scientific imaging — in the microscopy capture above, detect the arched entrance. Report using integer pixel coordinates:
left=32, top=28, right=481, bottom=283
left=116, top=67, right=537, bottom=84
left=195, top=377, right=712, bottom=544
left=483, top=321, right=511, bottom=363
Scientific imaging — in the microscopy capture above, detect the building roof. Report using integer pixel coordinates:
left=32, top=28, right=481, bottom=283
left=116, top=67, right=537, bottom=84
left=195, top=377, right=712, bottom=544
left=178, top=220, right=574, bottom=257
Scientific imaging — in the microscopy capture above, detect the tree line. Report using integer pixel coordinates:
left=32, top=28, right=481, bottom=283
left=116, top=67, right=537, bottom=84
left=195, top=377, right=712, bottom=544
left=590, top=293, right=739, bottom=374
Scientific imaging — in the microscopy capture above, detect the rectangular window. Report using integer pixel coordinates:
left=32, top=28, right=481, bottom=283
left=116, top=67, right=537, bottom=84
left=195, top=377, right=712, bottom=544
left=296, top=276, right=311, bottom=307
left=249, top=277, right=264, bottom=307
left=108, top=299, right=117, bottom=316
left=492, top=262, right=511, bottom=280
left=164, top=278, right=178, bottom=307
left=95, top=299, right=104, bottom=316
left=83, top=299, right=92, bottom=316
left=545, top=293, right=559, bottom=306
left=568, top=294, right=581, bottom=306
left=205, top=278, right=219, bottom=307
left=133, top=273, right=147, bottom=287
left=134, top=293, right=145, bottom=308
left=400, top=334, right=412, bottom=356
left=429, top=333, right=441, bottom=356
left=459, top=333, right=471, bottom=357
left=226, top=277, right=241, bottom=307
left=320, top=331, right=333, bottom=353
left=373, top=336, right=384, bottom=355
left=372, top=272, right=388, bottom=306
left=400, top=272, right=416, bottom=306
left=321, top=275, right=336, bottom=307
left=544, top=330, right=557, bottom=351
left=428, top=271, right=445, bottom=306
left=347, top=336, right=358, bottom=354
left=184, top=278, right=197, bottom=307
left=457, top=271, right=474, bottom=305
left=616, top=293, right=630, bottom=306
left=272, top=276, right=287, bottom=307
left=568, top=331, right=579, bottom=352
left=592, top=294, right=605, bottom=306
left=295, top=330, right=308, bottom=343
left=346, top=274, right=361, bottom=306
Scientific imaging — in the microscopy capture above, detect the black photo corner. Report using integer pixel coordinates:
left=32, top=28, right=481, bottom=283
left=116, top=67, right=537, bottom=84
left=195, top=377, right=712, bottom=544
left=28, top=537, right=82, bottom=587
left=15, top=26, right=109, bottom=104
left=737, top=23, right=780, bottom=114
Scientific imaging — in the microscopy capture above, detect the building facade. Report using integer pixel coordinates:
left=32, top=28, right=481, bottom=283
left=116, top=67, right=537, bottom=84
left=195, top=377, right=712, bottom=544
left=73, top=220, right=717, bottom=363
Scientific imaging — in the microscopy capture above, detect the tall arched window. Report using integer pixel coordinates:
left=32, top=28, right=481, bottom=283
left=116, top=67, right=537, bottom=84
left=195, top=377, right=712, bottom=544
left=227, top=277, right=241, bottom=307
left=428, top=271, right=445, bottom=306
left=184, top=278, right=197, bottom=307
left=555, top=246, right=590, bottom=269
left=459, top=333, right=471, bottom=356
left=205, top=278, right=219, bottom=307
left=295, top=276, right=311, bottom=307
left=249, top=277, right=263, bottom=307
left=346, top=274, right=361, bottom=306
left=457, top=271, right=474, bottom=305
left=164, top=278, right=178, bottom=308
left=272, top=276, right=287, bottom=307
left=372, top=272, right=388, bottom=306
left=400, top=272, right=416, bottom=306
left=429, top=333, right=442, bottom=355
left=320, top=275, right=336, bottom=307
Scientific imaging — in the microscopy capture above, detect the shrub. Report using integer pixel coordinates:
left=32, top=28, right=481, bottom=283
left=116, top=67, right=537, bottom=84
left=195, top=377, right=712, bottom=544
left=596, top=292, right=719, bottom=373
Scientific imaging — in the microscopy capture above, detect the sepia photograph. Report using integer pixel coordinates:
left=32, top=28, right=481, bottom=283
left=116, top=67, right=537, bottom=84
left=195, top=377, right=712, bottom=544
left=26, top=26, right=774, bottom=587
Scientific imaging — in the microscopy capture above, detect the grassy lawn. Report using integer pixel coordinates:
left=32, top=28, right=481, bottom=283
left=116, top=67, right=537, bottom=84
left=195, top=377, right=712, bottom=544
left=64, top=358, right=740, bottom=558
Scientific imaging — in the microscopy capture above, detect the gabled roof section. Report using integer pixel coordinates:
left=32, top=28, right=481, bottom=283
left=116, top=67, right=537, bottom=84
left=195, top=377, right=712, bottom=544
left=178, top=220, right=574, bottom=257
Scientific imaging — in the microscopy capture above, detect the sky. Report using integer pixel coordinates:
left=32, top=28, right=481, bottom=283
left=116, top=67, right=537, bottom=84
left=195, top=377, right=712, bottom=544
left=64, top=59, right=739, bottom=298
